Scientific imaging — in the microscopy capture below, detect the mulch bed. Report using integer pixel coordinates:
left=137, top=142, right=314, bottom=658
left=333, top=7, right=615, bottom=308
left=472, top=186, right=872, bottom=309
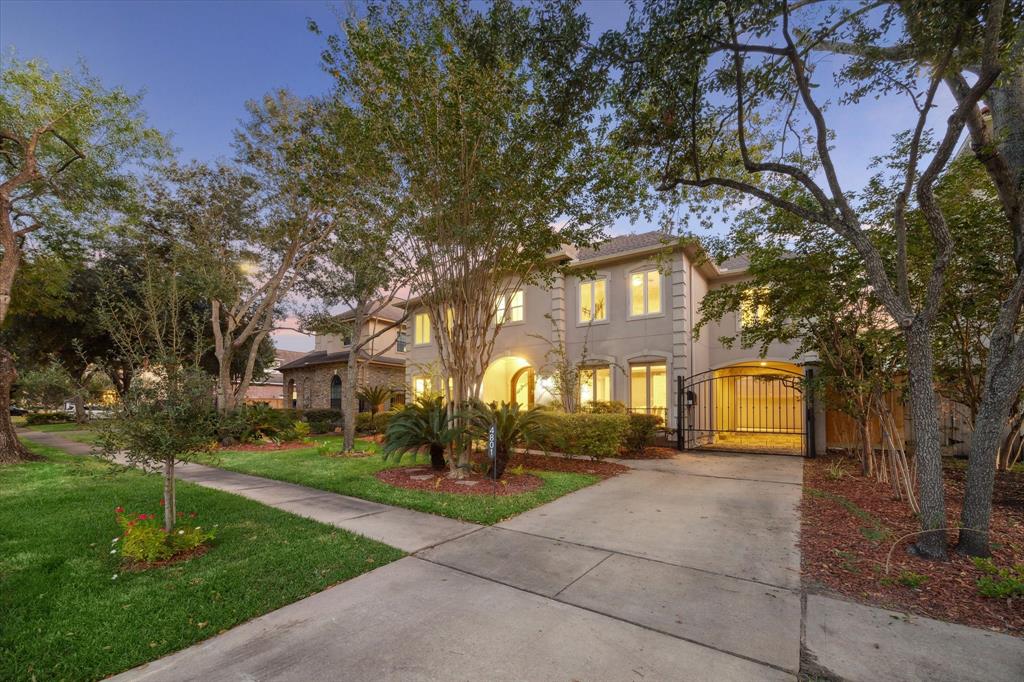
left=801, top=454, right=1023, bottom=635
left=475, top=451, right=630, bottom=478
left=616, top=446, right=680, bottom=460
left=121, top=544, right=211, bottom=573
left=376, top=467, right=543, bottom=496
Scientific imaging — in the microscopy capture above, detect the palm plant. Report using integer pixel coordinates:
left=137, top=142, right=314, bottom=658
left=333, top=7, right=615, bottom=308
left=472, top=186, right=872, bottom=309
left=356, top=384, right=392, bottom=415
left=381, top=396, right=458, bottom=471
left=467, top=400, right=551, bottom=479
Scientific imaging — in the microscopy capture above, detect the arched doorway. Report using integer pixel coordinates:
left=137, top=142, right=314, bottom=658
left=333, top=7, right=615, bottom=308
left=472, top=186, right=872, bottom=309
left=480, top=356, right=533, bottom=407
left=287, top=379, right=297, bottom=409
left=681, top=361, right=806, bottom=455
left=330, top=375, right=342, bottom=410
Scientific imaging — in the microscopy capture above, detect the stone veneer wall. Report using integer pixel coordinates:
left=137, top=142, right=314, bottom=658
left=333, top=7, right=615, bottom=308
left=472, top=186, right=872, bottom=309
left=280, top=362, right=406, bottom=410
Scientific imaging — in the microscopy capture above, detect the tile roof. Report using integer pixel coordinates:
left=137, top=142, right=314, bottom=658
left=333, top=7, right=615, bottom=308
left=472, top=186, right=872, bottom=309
left=333, top=304, right=405, bottom=323
left=277, top=350, right=406, bottom=372
left=717, top=254, right=750, bottom=271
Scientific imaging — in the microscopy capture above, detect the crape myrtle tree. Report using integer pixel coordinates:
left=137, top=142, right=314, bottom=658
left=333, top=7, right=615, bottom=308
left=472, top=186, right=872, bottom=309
left=316, top=0, right=628, bottom=475
left=0, top=58, right=161, bottom=462
left=608, top=0, right=1017, bottom=559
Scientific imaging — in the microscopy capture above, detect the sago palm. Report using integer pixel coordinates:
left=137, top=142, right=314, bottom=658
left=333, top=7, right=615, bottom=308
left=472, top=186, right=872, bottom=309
left=356, top=384, right=392, bottom=414
left=381, top=396, right=458, bottom=471
left=467, top=400, right=551, bottom=479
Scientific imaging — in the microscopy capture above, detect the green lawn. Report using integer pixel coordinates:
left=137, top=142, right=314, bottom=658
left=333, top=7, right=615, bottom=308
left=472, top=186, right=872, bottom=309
left=1, top=442, right=404, bottom=682
left=25, top=421, right=93, bottom=433
left=205, top=437, right=599, bottom=525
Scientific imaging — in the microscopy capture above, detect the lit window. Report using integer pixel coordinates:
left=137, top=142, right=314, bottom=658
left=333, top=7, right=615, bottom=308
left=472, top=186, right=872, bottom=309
left=629, top=269, right=662, bottom=316
left=739, top=289, right=769, bottom=330
left=579, top=278, right=607, bottom=322
left=580, top=366, right=611, bottom=405
left=412, top=375, right=432, bottom=397
left=497, top=290, right=524, bottom=323
left=446, top=307, right=454, bottom=333
left=630, top=363, right=667, bottom=418
left=414, top=312, right=430, bottom=345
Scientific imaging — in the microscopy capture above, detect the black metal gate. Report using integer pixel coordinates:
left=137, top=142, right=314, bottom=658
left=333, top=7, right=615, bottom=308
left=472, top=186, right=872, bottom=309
left=675, top=364, right=812, bottom=456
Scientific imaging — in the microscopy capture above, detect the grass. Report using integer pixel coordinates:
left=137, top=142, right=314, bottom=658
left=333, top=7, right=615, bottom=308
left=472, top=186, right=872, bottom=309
left=24, top=421, right=93, bottom=433
left=205, top=436, right=600, bottom=525
left=1, top=442, right=404, bottom=682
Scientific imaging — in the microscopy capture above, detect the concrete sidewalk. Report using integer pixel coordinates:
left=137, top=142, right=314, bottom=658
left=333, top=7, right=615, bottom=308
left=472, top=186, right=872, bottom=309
left=18, top=429, right=479, bottom=553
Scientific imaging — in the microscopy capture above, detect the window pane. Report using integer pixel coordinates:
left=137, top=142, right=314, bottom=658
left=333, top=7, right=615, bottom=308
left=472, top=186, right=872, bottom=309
left=630, top=273, right=645, bottom=316
left=496, top=295, right=506, bottom=322
left=630, top=366, right=647, bottom=410
left=579, top=282, right=592, bottom=322
left=647, top=270, right=661, bottom=314
left=650, top=364, right=667, bottom=412
left=595, top=367, right=611, bottom=402
left=510, top=290, right=524, bottom=322
left=593, top=279, right=606, bottom=320
left=414, top=313, right=430, bottom=344
left=580, top=369, right=595, bottom=405
left=445, top=308, right=454, bottom=332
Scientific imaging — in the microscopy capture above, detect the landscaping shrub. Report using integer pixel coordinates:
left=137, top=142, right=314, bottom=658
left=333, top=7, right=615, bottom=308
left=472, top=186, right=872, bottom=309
left=973, top=558, right=1024, bottom=598
left=303, top=408, right=342, bottom=434
left=372, top=409, right=399, bottom=434
left=584, top=400, right=627, bottom=414
left=25, top=411, right=75, bottom=425
left=218, top=405, right=299, bottom=443
left=355, top=412, right=375, bottom=434
left=544, top=412, right=628, bottom=459
left=282, top=420, right=311, bottom=442
left=113, top=505, right=215, bottom=564
left=623, top=413, right=663, bottom=453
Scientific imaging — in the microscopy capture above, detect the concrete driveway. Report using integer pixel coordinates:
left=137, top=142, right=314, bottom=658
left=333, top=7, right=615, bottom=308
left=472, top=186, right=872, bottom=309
left=118, top=451, right=803, bottom=681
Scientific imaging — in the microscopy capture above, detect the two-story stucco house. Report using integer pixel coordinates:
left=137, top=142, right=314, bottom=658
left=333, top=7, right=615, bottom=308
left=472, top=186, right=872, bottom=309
left=402, top=230, right=828, bottom=456
left=278, top=305, right=408, bottom=413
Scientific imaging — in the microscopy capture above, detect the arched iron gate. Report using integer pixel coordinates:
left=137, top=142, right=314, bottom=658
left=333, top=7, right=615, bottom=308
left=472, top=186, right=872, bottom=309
left=676, top=364, right=811, bottom=456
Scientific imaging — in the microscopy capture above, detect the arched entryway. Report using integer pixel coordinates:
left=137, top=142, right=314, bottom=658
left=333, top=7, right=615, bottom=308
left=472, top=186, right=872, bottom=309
left=680, top=361, right=806, bottom=455
left=287, top=379, right=297, bottom=409
left=480, top=356, right=534, bottom=407
left=330, top=375, right=342, bottom=410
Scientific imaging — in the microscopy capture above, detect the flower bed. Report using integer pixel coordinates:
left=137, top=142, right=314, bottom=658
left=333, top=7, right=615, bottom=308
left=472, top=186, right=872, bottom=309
left=801, top=454, right=1023, bottom=634
left=112, top=504, right=215, bottom=569
left=376, top=467, right=543, bottom=496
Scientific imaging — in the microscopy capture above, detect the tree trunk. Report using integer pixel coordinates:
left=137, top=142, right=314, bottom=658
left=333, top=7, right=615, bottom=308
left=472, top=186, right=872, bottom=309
left=859, top=417, right=872, bottom=477
left=0, top=347, right=35, bottom=464
left=904, top=325, right=948, bottom=559
left=343, top=305, right=366, bottom=453
left=163, top=456, right=176, bottom=533
left=429, top=442, right=446, bottom=471
left=74, top=394, right=86, bottom=424
left=216, top=349, right=234, bottom=414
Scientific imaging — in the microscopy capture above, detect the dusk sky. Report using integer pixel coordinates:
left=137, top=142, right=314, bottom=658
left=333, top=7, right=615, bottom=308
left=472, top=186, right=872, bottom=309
left=1, top=1, right=954, bottom=350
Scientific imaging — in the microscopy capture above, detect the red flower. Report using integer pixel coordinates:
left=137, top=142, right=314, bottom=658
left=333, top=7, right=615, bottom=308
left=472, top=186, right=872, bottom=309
left=127, top=521, right=136, bottom=527
left=160, top=499, right=165, bottom=506
left=115, top=506, right=124, bottom=513
left=189, top=512, right=197, bottom=518
left=138, top=513, right=147, bottom=520
left=177, top=511, right=184, bottom=518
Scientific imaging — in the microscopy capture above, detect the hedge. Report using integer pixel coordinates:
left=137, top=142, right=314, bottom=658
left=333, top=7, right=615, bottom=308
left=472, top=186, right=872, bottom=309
left=25, top=411, right=76, bottom=425
left=544, top=412, right=629, bottom=460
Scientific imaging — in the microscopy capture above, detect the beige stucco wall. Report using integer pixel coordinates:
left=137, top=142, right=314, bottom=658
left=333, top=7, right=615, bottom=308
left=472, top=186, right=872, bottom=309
left=314, top=317, right=403, bottom=356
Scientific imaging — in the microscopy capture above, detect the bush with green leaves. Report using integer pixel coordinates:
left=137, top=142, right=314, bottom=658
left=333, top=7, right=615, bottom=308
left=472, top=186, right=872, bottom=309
left=543, top=412, right=629, bottom=460
left=217, top=405, right=301, bottom=443
left=973, top=558, right=1024, bottom=599
left=584, top=400, right=627, bottom=414
left=382, top=396, right=460, bottom=470
left=283, top=420, right=311, bottom=442
left=623, top=413, right=663, bottom=453
left=467, top=400, right=552, bottom=478
left=113, top=505, right=215, bottom=564
left=372, top=409, right=398, bottom=434
left=24, top=411, right=75, bottom=425
left=355, top=412, right=376, bottom=434
left=303, top=408, right=342, bottom=434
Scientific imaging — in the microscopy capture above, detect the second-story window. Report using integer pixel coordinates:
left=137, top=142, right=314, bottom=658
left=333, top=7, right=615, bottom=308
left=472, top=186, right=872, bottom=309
left=738, top=288, right=770, bottom=330
left=629, top=269, right=662, bottom=317
left=579, top=278, right=607, bottom=323
left=496, top=290, right=524, bottom=323
left=414, top=312, right=431, bottom=345
left=396, top=328, right=408, bottom=353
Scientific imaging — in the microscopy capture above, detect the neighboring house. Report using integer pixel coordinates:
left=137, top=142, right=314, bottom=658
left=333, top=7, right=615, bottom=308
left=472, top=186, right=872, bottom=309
left=277, top=306, right=407, bottom=412
left=242, top=349, right=307, bottom=409
left=402, top=230, right=832, bottom=456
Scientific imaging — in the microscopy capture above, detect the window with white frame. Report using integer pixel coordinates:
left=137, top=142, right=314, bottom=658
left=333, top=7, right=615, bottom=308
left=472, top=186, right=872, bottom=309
left=579, top=366, right=611, bottom=406
left=629, top=269, right=662, bottom=316
left=578, top=278, right=607, bottom=323
left=414, top=312, right=431, bottom=345
left=629, top=362, right=667, bottom=418
left=496, top=290, right=524, bottom=323
left=738, top=288, right=770, bottom=330
left=412, top=375, right=433, bottom=398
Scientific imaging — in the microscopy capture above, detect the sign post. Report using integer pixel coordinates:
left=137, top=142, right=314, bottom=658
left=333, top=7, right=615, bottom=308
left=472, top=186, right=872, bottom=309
left=487, top=423, right=497, bottom=492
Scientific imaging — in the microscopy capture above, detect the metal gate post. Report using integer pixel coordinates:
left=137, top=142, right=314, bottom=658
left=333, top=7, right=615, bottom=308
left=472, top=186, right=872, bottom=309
left=676, top=375, right=684, bottom=451
left=805, top=366, right=816, bottom=458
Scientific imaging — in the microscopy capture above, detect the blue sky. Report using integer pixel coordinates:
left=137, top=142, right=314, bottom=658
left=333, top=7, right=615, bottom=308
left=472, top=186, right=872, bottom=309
left=2, top=1, right=951, bottom=349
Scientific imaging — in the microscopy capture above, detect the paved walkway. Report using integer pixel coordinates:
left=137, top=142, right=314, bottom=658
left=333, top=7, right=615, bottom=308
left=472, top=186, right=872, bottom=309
left=21, top=430, right=1024, bottom=680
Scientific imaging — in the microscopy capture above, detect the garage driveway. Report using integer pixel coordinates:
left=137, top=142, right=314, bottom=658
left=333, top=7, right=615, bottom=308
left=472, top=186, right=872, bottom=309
left=119, top=451, right=802, bottom=681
